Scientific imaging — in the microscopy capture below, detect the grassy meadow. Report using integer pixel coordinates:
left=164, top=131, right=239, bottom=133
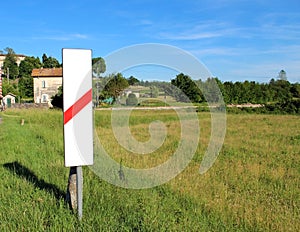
left=0, top=108, right=299, bottom=231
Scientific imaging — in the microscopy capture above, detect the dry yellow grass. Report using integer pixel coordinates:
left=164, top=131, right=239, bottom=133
left=169, top=114, right=300, bottom=231
left=95, top=111, right=300, bottom=231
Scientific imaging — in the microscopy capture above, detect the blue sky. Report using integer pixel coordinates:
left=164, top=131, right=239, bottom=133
left=1, top=0, right=300, bottom=82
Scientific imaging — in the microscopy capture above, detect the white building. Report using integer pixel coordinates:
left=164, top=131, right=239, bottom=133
left=3, top=93, right=16, bottom=107
left=0, top=54, right=26, bottom=68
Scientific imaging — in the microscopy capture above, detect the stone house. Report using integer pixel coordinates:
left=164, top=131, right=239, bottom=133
left=3, top=93, right=16, bottom=107
left=31, top=68, right=62, bottom=103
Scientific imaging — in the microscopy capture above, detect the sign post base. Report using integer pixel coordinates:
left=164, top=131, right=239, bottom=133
left=66, top=166, right=83, bottom=220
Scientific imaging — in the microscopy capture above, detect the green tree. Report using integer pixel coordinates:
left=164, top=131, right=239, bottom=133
left=126, top=93, right=138, bottom=106
left=18, top=77, right=33, bottom=98
left=103, top=73, right=129, bottom=100
left=269, top=79, right=292, bottom=103
left=51, top=86, right=63, bottom=109
left=150, top=85, right=159, bottom=98
left=1, top=79, right=18, bottom=96
left=223, top=81, right=234, bottom=103
left=127, top=76, right=140, bottom=85
left=42, top=54, right=61, bottom=68
left=18, top=56, right=41, bottom=98
left=42, top=53, right=47, bottom=63
left=19, top=56, right=42, bottom=77
left=171, top=73, right=202, bottom=102
left=201, top=78, right=224, bottom=103
left=92, top=57, right=106, bottom=77
left=291, top=83, right=300, bottom=98
left=2, top=47, right=19, bottom=79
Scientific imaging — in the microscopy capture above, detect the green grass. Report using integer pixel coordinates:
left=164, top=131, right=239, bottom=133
left=0, top=109, right=299, bottom=231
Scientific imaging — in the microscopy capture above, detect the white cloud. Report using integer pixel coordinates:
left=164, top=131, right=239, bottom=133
left=160, top=32, right=222, bottom=40
left=191, top=47, right=238, bottom=56
left=72, top=33, right=88, bottom=39
left=158, top=22, right=236, bottom=41
left=258, top=23, right=300, bottom=41
left=33, top=33, right=88, bottom=41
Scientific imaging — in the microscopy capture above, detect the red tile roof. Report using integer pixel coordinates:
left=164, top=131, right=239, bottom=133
left=31, top=68, right=62, bottom=77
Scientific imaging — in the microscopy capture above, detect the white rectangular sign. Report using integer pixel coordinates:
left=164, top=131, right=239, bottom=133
left=63, top=48, right=93, bottom=167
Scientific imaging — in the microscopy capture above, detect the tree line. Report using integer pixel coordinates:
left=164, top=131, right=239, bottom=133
left=50, top=68, right=300, bottom=114
left=1, top=47, right=299, bottom=113
left=136, top=73, right=300, bottom=104
left=166, top=73, right=300, bottom=114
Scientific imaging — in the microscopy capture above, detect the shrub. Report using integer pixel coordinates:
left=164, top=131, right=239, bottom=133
left=126, top=93, right=138, bottom=106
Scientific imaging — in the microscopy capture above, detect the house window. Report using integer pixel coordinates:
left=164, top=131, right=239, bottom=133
left=42, top=94, right=48, bottom=103
left=42, top=80, right=46, bottom=88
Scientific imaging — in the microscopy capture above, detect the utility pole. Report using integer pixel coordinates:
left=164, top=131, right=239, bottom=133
left=7, top=67, right=9, bottom=84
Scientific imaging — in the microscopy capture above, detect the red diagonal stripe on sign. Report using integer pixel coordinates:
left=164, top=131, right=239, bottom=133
left=64, top=88, right=92, bottom=125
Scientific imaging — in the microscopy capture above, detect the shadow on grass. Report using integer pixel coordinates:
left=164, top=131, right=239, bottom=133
left=3, top=161, right=65, bottom=202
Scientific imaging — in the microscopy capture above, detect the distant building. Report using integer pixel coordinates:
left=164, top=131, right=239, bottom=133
left=123, top=89, right=140, bottom=98
left=31, top=68, right=62, bottom=103
left=278, top=70, right=287, bottom=81
left=3, top=93, right=16, bottom=108
left=0, top=54, right=26, bottom=68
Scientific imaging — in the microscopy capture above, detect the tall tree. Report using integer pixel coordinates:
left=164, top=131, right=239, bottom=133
left=127, top=76, right=140, bottom=85
left=2, top=47, right=19, bottom=79
left=19, top=56, right=42, bottom=77
left=291, top=83, right=300, bottom=98
left=103, top=73, right=129, bottom=100
left=1, top=79, right=18, bottom=96
left=269, top=79, right=292, bottom=102
left=42, top=53, right=48, bottom=64
left=92, top=57, right=106, bottom=77
left=200, top=78, right=223, bottom=103
left=18, top=56, right=41, bottom=98
left=171, top=73, right=202, bottom=102
left=42, top=54, right=61, bottom=68
left=18, top=77, right=33, bottom=98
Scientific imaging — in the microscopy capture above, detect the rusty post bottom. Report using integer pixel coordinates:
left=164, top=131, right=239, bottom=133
left=66, top=167, right=77, bottom=211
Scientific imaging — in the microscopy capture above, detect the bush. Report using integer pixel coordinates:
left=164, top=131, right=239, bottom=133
left=226, top=99, right=300, bottom=115
left=51, top=94, right=63, bottom=109
left=51, top=86, right=63, bottom=109
left=196, top=106, right=210, bottom=112
left=138, top=99, right=166, bottom=107
left=126, top=93, right=138, bottom=106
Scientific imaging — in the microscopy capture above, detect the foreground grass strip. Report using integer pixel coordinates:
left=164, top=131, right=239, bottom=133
left=0, top=109, right=299, bottom=231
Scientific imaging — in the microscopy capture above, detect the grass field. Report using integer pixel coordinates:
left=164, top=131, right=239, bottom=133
left=0, top=108, right=299, bottom=231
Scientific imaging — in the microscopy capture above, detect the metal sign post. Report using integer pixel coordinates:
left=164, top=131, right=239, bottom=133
left=76, top=166, right=83, bottom=219
left=62, top=48, right=93, bottom=220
